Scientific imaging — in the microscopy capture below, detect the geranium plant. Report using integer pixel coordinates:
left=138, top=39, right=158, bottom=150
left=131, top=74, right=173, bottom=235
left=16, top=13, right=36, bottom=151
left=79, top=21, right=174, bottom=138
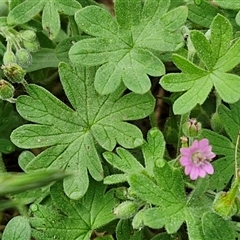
left=1, top=0, right=240, bottom=239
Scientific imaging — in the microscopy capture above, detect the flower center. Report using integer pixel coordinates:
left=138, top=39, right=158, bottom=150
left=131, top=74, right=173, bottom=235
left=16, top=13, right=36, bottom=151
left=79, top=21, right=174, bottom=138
left=191, top=151, right=206, bottom=165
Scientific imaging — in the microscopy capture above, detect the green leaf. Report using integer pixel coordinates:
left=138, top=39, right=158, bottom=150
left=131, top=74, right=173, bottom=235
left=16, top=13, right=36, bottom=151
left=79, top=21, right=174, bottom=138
left=69, top=0, right=187, bottom=94
left=26, top=48, right=59, bottom=72
left=116, top=219, right=144, bottom=240
left=161, top=14, right=240, bottom=114
left=30, top=180, right=115, bottom=240
left=202, top=212, right=235, bottom=240
left=7, top=0, right=81, bottom=39
left=11, top=63, right=154, bottom=199
left=201, top=112, right=238, bottom=191
left=2, top=216, right=31, bottom=240
left=103, top=128, right=165, bottom=184
left=129, top=161, right=186, bottom=233
left=214, top=0, right=240, bottom=10
left=210, top=14, right=233, bottom=59
left=190, top=30, right=215, bottom=70
left=188, top=1, right=219, bottom=28
left=142, top=127, right=166, bottom=175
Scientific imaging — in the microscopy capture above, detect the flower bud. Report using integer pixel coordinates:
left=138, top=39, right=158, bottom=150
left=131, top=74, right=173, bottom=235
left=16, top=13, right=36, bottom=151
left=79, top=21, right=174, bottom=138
left=3, top=50, right=17, bottom=65
left=0, top=79, right=15, bottom=100
left=15, top=48, right=32, bottom=68
left=20, top=30, right=37, bottom=42
left=180, top=136, right=188, bottom=148
left=1, top=63, right=26, bottom=83
left=211, top=112, right=223, bottom=133
left=23, top=40, right=40, bottom=52
left=182, top=118, right=202, bottom=138
left=115, top=187, right=128, bottom=200
left=113, top=201, right=139, bottom=219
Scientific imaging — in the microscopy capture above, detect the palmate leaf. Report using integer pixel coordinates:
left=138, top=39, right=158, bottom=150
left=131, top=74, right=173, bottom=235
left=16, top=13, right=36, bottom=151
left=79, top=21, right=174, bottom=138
left=161, top=14, right=240, bottom=114
left=7, top=0, right=82, bottom=39
left=30, top=180, right=115, bottom=240
left=69, top=0, right=187, bottom=94
left=10, top=63, right=155, bottom=199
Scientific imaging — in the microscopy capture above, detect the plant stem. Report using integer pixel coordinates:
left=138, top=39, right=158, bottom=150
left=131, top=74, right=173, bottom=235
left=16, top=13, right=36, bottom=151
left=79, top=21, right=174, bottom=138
left=69, top=16, right=79, bottom=36
left=176, top=112, right=190, bottom=155
left=149, top=111, right=158, bottom=128
left=0, top=152, right=6, bottom=172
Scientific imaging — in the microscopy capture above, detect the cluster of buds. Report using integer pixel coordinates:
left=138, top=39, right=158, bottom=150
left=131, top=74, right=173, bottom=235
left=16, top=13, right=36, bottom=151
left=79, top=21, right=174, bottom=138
left=1, top=27, right=39, bottom=68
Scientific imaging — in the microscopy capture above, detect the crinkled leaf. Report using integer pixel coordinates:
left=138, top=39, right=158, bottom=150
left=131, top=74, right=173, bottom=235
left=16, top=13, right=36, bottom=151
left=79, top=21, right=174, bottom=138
left=103, top=128, right=165, bottom=184
left=69, top=0, right=187, bottom=94
left=7, top=0, right=81, bottom=39
left=11, top=63, right=154, bottom=199
left=161, top=14, right=240, bottom=114
left=30, top=180, right=115, bottom=240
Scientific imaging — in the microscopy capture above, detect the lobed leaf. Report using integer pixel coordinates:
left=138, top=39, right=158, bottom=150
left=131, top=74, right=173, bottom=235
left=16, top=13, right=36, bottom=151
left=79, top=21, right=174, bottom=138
left=70, top=0, right=187, bottom=94
left=30, top=180, right=115, bottom=240
left=11, top=63, right=154, bottom=199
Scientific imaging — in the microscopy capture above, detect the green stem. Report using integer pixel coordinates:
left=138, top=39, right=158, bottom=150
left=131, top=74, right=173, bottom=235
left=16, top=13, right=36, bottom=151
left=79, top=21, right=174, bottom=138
left=176, top=112, right=190, bottom=155
left=149, top=111, right=158, bottom=128
left=69, top=16, right=79, bottom=36
left=0, top=152, right=6, bottom=172
left=215, top=90, right=222, bottom=111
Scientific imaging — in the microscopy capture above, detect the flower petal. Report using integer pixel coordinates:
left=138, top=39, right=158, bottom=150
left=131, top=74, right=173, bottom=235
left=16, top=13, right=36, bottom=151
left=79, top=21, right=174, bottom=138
left=180, top=156, right=191, bottom=166
left=199, top=139, right=209, bottom=148
left=185, top=165, right=192, bottom=175
left=202, top=162, right=214, bottom=174
left=198, top=168, right=206, bottom=178
left=190, top=166, right=199, bottom=180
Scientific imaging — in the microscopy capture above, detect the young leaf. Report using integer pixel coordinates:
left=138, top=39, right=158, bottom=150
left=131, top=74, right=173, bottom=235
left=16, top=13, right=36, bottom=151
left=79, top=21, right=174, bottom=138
left=103, top=128, right=165, bottom=184
left=2, top=216, right=31, bottom=240
left=161, top=14, right=240, bottom=114
left=69, top=0, right=188, bottom=94
left=10, top=63, right=155, bottom=199
left=7, top=0, right=82, bottom=39
left=30, top=180, right=115, bottom=240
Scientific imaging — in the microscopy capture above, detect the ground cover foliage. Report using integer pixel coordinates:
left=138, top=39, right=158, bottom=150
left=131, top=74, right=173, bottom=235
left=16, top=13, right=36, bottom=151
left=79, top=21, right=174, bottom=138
left=1, top=0, right=240, bottom=239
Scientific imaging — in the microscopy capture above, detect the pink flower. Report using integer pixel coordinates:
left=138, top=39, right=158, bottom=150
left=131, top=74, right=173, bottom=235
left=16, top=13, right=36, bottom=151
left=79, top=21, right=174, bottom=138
left=180, top=139, right=215, bottom=180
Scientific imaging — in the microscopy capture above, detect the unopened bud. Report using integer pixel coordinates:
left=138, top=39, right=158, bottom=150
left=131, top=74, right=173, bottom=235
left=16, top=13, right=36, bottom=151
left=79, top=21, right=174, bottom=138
left=211, top=112, right=223, bottom=133
left=180, top=136, right=188, bottom=147
left=115, top=187, right=128, bottom=200
left=3, top=50, right=17, bottom=65
left=182, top=118, right=202, bottom=137
left=1, top=63, right=26, bottom=83
left=23, top=40, right=40, bottom=52
left=113, top=201, right=139, bottom=219
left=15, top=48, right=32, bottom=68
left=0, top=79, right=14, bottom=100
left=20, top=30, right=37, bottom=42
